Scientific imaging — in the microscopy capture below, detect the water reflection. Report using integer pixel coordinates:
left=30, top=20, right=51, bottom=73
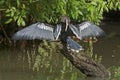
left=0, top=48, right=86, bottom=80
left=0, top=44, right=111, bottom=80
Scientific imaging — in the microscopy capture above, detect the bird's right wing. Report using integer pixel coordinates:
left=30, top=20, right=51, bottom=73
left=12, top=22, right=55, bottom=40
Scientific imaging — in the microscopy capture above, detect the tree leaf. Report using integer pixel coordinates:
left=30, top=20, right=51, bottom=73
left=5, top=18, right=12, bottom=24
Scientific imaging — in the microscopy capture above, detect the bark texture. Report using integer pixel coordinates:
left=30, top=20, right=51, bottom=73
left=60, top=44, right=110, bottom=78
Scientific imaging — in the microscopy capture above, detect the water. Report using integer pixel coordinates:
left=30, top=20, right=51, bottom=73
left=94, top=22, right=120, bottom=67
left=0, top=22, right=120, bottom=80
left=0, top=48, right=85, bottom=80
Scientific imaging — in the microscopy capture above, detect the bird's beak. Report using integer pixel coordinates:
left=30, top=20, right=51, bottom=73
left=65, top=20, right=69, bottom=31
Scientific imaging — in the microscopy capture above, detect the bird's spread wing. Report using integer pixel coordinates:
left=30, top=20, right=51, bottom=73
left=67, top=37, right=84, bottom=53
left=77, top=21, right=106, bottom=39
left=54, top=24, right=62, bottom=40
left=70, top=21, right=106, bottom=40
left=12, top=22, right=55, bottom=40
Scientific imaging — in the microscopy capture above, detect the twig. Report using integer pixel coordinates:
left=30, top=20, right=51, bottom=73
left=0, top=13, right=11, bottom=44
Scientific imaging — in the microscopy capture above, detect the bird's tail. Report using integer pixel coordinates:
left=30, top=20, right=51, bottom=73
left=67, top=37, right=84, bottom=53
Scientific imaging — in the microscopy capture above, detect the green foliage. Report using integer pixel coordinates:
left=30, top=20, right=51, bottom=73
left=109, top=66, right=120, bottom=79
left=5, top=5, right=26, bottom=26
left=33, top=41, right=56, bottom=71
left=106, top=0, right=120, bottom=10
left=0, top=0, right=27, bottom=26
left=114, top=66, right=120, bottom=78
left=0, top=0, right=119, bottom=27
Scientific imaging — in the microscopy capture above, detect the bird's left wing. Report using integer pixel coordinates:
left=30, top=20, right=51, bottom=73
left=77, top=21, right=106, bottom=39
left=12, top=22, right=55, bottom=40
left=69, top=21, right=106, bottom=40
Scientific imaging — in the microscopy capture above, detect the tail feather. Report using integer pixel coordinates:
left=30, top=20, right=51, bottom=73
left=67, top=37, right=84, bottom=53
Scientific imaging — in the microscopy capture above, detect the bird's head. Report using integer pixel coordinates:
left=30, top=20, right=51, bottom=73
left=60, top=15, right=70, bottom=31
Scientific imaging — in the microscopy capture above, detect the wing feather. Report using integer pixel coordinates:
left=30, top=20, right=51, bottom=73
left=12, top=22, right=55, bottom=40
left=54, top=24, right=62, bottom=40
left=70, top=21, right=106, bottom=40
left=67, top=37, right=84, bottom=52
left=78, top=21, right=106, bottom=39
left=69, top=24, right=81, bottom=39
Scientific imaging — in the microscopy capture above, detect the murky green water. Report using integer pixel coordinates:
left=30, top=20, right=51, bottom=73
left=95, top=22, right=120, bottom=68
left=0, top=22, right=120, bottom=80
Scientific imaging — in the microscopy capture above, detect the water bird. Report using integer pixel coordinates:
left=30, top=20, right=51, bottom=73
left=12, top=16, right=105, bottom=52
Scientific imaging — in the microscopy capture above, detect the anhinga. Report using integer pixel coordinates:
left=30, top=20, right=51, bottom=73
left=12, top=16, right=105, bottom=53
left=12, top=16, right=110, bottom=77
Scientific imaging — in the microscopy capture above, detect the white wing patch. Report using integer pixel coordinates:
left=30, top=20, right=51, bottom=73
left=69, top=24, right=81, bottom=39
left=55, top=24, right=62, bottom=40
left=79, top=22, right=90, bottom=30
left=37, top=23, right=53, bottom=32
